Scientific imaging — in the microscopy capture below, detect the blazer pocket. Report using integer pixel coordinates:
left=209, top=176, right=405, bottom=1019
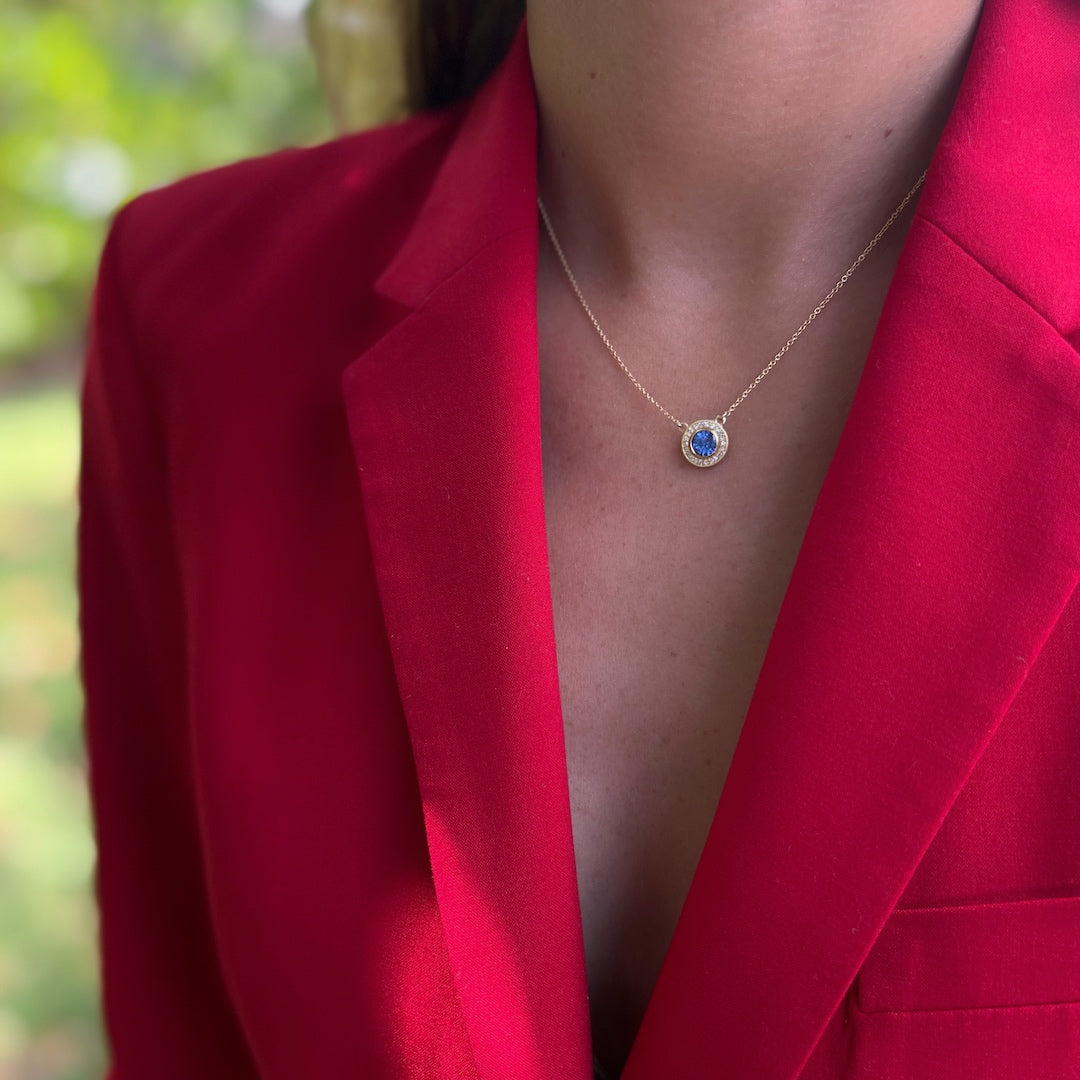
left=850, top=895, right=1080, bottom=1080
left=856, top=894, right=1080, bottom=1013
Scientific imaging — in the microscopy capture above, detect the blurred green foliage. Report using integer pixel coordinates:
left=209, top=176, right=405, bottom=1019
left=0, top=389, right=100, bottom=1079
left=0, top=0, right=332, bottom=373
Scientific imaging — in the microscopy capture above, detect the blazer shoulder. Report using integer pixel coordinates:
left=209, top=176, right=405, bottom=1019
left=107, top=102, right=468, bottom=307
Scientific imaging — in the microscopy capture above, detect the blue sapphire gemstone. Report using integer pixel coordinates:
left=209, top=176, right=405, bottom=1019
left=690, top=429, right=718, bottom=457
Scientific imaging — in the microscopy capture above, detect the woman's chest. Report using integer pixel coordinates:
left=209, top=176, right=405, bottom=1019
left=541, top=420, right=843, bottom=1072
left=532, top=251, right=900, bottom=1073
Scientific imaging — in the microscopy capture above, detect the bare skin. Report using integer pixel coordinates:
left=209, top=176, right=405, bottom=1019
left=528, top=1, right=985, bottom=1074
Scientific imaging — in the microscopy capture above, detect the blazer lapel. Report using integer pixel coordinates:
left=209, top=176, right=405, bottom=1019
left=624, top=0, right=1080, bottom=1076
left=341, top=28, right=593, bottom=1080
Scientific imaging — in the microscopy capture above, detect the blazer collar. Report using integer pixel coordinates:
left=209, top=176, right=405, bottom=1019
left=372, top=23, right=539, bottom=311
left=343, top=5, right=1080, bottom=1078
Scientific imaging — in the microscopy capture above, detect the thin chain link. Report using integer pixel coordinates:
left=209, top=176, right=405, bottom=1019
left=537, top=167, right=928, bottom=431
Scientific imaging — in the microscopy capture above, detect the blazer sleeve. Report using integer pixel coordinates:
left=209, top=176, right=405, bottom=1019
left=77, top=205, right=260, bottom=1079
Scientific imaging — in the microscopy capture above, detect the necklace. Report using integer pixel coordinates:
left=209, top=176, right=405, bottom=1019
left=537, top=169, right=927, bottom=467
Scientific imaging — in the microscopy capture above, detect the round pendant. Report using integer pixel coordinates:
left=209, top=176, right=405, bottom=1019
left=681, top=418, right=729, bottom=467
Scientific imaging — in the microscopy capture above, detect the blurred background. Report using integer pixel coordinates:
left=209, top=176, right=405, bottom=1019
left=0, top=2, right=403, bottom=1076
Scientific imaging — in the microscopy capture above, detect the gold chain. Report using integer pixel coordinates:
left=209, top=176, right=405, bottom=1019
left=537, top=168, right=927, bottom=432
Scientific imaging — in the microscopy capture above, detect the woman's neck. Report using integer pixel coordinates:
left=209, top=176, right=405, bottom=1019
left=527, top=0, right=985, bottom=295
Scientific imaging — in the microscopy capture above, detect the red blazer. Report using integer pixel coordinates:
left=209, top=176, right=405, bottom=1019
left=78, top=2, right=1080, bottom=1077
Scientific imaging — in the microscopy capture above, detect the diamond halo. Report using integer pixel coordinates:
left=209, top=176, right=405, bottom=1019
left=681, top=419, right=729, bottom=468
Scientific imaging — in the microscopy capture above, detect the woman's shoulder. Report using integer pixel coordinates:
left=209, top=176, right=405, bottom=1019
left=89, top=102, right=475, bottom=437
left=107, top=101, right=468, bottom=306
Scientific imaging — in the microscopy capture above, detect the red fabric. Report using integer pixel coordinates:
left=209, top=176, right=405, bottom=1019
left=77, top=1, right=1080, bottom=1077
